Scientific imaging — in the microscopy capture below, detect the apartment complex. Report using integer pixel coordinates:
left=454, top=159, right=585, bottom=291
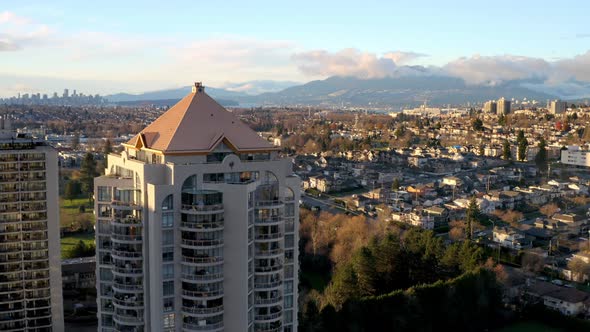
left=0, top=117, right=64, bottom=331
left=561, top=146, right=590, bottom=167
left=497, top=97, right=511, bottom=115
left=94, top=83, right=300, bottom=332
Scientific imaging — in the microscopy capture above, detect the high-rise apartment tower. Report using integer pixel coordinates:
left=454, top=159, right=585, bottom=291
left=94, top=83, right=300, bottom=332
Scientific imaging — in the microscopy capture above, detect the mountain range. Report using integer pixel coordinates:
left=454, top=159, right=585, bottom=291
left=105, top=76, right=572, bottom=108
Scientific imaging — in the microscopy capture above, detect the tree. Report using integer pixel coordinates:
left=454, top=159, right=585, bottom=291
left=64, top=180, right=81, bottom=202
left=539, top=203, right=559, bottom=218
left=465, top=196, right=481, bottom=240
left=502, top=140, right=511, bottom=161
left=516, top=130, right=528, bottom=161
left=392, top=178, right=400, bottom=191
left=68, top=240, right=96, bottom=258
left=522, top=253, right=545, bottom=274
left=498, top=113, right=506, bottom=126
left=535, top=136, right=548, bottom=172
left=80, top=153, right=98, bottom=200
left=472, top=118, right=484, bottom=131
left=567, top=256, right=590, bottom=282
left=71, top=133, right=80, bottom=150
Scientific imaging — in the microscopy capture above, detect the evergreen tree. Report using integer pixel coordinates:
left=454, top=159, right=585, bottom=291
left=516, top=130, right=528, bottom=161
left=465, top=196, right=481, bottom=240
left=472, top=118, right=484, bottom=131
left=535, top=136, right=548, bottom=172
left=502, top=140, right=511, bottom=160
left=80, top=153, right=98, bottom=200
left=498, top=113, right=506, bottom=126
left=64, top=180, right=81, bottom=202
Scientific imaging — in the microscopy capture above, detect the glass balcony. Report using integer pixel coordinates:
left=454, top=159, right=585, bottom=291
left=254, top=321, right=282, bottom=332
left=182, top=298, right=224, bottom=316
left=181, top=190, right=223, bottom=214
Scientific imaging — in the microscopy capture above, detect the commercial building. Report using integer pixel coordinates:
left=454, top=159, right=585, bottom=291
left=483, top=100, right=497, bottom=113
left=0, top=117, right=64, bottom=331
left=94, top=83, right=300, bottom=332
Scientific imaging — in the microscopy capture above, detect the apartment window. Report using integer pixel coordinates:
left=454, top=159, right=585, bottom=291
left=285, top=234, right=294, bottom=248
left=162, top=264, right=174, bottom=279
left=163, top=297, right=174, bottom=312
left=163, top=281, right=174, bottom=296
left=162, top=195, right=173, bottom=210
left=284, top=310, right=293, bottom=323
left=162, top=230, right=174, bottom=246
left=162, top=212, right=174, bottom=228
left=284, top=295, right=293, bottom=309
left=97, top=186, right=111, bottom=202
left=162, top=248, right=173, bottom=262
left=284, top=281, right=293, bottom=294
left=163, top=313, right=175, bottom=328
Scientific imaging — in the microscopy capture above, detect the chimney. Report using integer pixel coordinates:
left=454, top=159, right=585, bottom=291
left=192, top=82, right=204, bottom=94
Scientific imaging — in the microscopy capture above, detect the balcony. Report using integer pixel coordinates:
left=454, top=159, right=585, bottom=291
left=182, top=321, right=224, bottom=331
left=255, top=311, right=282, bottom=322
left=180, top=220, right=223, bottom=231
left=112, top=295, right=144, bottom=309
left=181, top=272, right=224, bottom=283
left=254, top=280, right=282, bottom=290
left=255, top=200, right=283, bottom=208
left=254, top=248, right=283, bottom=258
left=112, top=281, right=143, bottom=293
left=254, top=232, right=282, bottom=241
left=181, top=204, right=224, bottom=214
left=111, top=200, right=141, bottom=211
left=113, top=313, right=143, bottom=326
left=112, top=265, right=143, bottom=277
left=181, top=287, right=223, bottom=300
left=255, top=295, right=282, bottom=306
left=254, top=216, right=282, bottom=225
left=111, top=234, right=142, bottom=243
left=181, top=238, right=223, bottom=249
left=181, top=305, right=224, bottom=316
left=111, top=250, right=142, bottom=260
left=181, top=255, right=223, bottom=265
left=254, top=321, right=282, bottom=332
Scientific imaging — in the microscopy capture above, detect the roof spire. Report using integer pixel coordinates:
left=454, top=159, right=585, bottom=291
left=192, top=82, right=204, bottom=94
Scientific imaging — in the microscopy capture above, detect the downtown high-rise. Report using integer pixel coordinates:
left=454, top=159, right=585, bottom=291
left=94, top=83, right=300, bottom=332
left=0, top=117, right=64, bottom=331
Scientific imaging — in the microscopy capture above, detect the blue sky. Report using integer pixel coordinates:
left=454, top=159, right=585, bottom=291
left=1, top=0, right=589, bottom=96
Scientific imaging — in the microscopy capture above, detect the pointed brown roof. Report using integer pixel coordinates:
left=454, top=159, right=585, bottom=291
left=125, top=83, right=277, bottom=154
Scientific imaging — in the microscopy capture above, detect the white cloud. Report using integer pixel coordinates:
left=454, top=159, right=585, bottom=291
left=0, top=11, right=52, bottom=51
left=443, top=54, right=551, bottom=85
left=383, top=51, right=427, bottom=65
left=293, top=48, right=400, bottom=78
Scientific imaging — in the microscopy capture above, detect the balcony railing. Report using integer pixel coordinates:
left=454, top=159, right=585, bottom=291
left=181, top=255, right=223, bottom=265
left=181, top=273, right=224, bottom=282
left=181, top=238, right=223, bottom=248
left=182, top=321, right=224, bottom=331
left=181, top=305, right=224, bottom=315
left=255, top=296, right=282, bottom=306
left=255, top=311, right=282, bottom=322
left=180, top=221, right=224, bottom=231
left=181, top=204, right=224, bottom=213
left=181, top=288, right=224, bottom=299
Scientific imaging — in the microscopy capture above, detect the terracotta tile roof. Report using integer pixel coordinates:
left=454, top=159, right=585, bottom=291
left=126, top=84, right=276, bottom=154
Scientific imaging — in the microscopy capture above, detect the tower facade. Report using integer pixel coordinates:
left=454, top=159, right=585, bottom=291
left=95, top=83, right=300, bottom=332
left=0, top=117, right=64, bottom=331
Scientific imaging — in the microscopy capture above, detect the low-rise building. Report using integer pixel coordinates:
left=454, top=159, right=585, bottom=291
left=493, top=226, right=532, bottom=250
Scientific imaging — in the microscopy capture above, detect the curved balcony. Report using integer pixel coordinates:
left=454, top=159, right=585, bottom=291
left=114, top=321, right=145, bottom=332
left=181, top=305, right=224, bottom=317
left=254, top=295, right=282, bottom=306
left=254, top=216, right=283, bottom=225
left=181, top=238, right=223, bottom=249
left=182, top=321, right=224, bottom=332
left=111, top=200, right=142, bottom=211
left=111, top=249, right=142, bottom=261
left=181, top=288, right=224, bottom=301
left=180, top=221, right=224, bottom=232
left=255, top=248, right=283, bottom=258
left=113, top=313, right=144, bottom=326
left=181, top=272, right=224, bottom=284
left=254, top=280, right=282, bottom=290
left=255, top=311, right=282, bottom=323
left=113, top=296, right=144, bottom=309
left=180, top=204, right=224, bottom=214
left=110, top=234, right=142, bottom=244
left=254, top=233, right=282, bottom=242
left=112, top=265, right=143, bottom=277
left=181, top=255, right=223, bottom=266
left=111, top=217, right=142, bottom=227
left=254, top=261, right=283, bottom=274
left=112, top=282, right=143, bottom=294
left=254, top=321, right=282, bottom=332
left=255, top=200, right=284, bottom=208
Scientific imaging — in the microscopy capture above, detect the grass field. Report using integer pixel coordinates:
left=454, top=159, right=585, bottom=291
left=60, top=197, right=94, bottom=228
left=61, top=232, right=95, bottom=259
left=495, top=321, right=564, bottom=332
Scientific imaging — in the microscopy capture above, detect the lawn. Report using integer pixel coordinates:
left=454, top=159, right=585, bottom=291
left=61, top=232, right=95, bottom=259
left=495, top=321, right=563, bottom=332
left=60, top=197, right=94, bottom=228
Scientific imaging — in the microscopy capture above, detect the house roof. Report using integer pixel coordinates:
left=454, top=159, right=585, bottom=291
left=125, top=83, right=277, bottom=154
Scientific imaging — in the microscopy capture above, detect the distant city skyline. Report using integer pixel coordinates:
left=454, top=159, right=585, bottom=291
left=1, top=0, right=589, bottom=97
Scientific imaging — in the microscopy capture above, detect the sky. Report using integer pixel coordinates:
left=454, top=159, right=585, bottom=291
left=0, top=0, right=589, bottom=97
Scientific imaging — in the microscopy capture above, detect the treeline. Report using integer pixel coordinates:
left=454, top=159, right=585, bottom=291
left=301, top=268, right=501, bottom=332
